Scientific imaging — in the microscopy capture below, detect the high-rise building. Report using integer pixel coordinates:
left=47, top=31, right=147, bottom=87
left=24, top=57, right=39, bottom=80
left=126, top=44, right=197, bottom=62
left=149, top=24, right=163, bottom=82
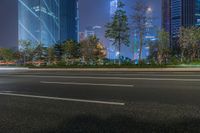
left=162, top=0, right=200, bottom=45
left=18, top=0, right=79, bottom=48
left=145, top=7, right=157, bottom=41
left=110, top=0, right=118, bottom=17
left=108, top=0, right=118, bottom=59
left=196, top=0, right=200, bottom=26
left=162, top=0, right=171, bottom=33
left=60, top=0, right=79, bottom=43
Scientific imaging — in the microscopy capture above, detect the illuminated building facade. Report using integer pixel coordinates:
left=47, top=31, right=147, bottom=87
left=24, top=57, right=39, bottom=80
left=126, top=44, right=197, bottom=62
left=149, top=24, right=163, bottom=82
left=18, top=0, right=79, bottom=48
left=162, top=0, right=200, bottom=47
left=108, top=0, right=118, bottom=59
left=110, top=0, right=118, bottom=17
left=196, top=0, right=200, bottom=26
left=60, top=0, right=79, bottom=42
left=162, top=0, right=171, bottom=33
left=145, top=7, right=157, bottom=42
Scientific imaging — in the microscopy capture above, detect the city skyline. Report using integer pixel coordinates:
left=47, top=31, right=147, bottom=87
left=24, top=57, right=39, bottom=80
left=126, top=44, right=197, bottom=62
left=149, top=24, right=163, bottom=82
left=1, top=1, right=200, bottom=132
left=0, top=0, right=161, bottom=51
left=79, top=0, right=161, bottom=59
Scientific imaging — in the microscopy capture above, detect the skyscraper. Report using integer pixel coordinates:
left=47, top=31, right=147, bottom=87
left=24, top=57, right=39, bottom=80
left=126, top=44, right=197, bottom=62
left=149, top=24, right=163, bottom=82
left=145, top=7, right=156, bottom=41
left=18, top=0, right=79, bottom=48
left=110, top=0, right=118, bottom=17
left=162, top=0, right=200, bottom=45
left=162, top=0, right=200, bottom=38
left=196, top=0, right=200, bottom=26
left=162, top=0, right=171, bottom=33
left=108, top=0, right=118, bottom=59
left=60, top=0, right=79, bottom=43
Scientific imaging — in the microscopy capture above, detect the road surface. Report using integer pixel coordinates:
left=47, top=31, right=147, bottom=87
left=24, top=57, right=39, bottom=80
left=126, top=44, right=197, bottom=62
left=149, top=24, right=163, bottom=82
left=0, top=70, right=200, bottom=132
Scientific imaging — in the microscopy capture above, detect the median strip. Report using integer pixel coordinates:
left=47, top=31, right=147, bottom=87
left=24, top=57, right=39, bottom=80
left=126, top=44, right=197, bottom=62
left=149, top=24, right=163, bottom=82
left=0, top=92, right=125, bottom=106
left=40, top=81, right=134, bottom=88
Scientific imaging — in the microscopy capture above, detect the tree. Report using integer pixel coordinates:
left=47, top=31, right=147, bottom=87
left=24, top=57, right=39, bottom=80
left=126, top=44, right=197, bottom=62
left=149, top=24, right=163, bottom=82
left=63, top=40, right=80, bottom=58
left=179, top=27, right=200, bottom=62
left=62, top=40, right=80, bottom=65
left=80, top=36, right=98, bottom=64
left=132, top=0, right=149, bottom=63
left=46, top=47, right=55, bottom=65
left=190, top=27, right=200, bottom=61
left=33, top=44, right=45, bottom=62
left=148, top=40, right=159, bottom=63
left=80, top=36, right=105, bottom=65
left=179, top=27, right=191, bottom=62
left=157, top=29, right=170, bottom=64
left=105, top=0, right=130, bottom=65
left=94, top=42, right=107, bottom=65
left=0, top=48, right=14, bottom=63
left=195, top=27, right=200, bottom=59
left=96, top=42, right=107, bottom=59
left=18, top=40, right=34, bottom=65
left=54, top=43, right=63, bottom=62
left=13, top=51, right=21, bottom=63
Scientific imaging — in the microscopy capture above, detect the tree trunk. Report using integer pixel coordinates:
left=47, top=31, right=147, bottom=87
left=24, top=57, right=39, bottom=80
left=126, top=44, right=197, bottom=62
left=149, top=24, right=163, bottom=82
left=23, top=53, right=26, bottom=66
left=119, top=43, right=121, bottom=66
left=118, top=42, right=121, bottom=66
left=118, top=33, right=121, bottom=66
left=181, top=49, right=184, bottom=63
left=192, top=48, right=196, bottom=61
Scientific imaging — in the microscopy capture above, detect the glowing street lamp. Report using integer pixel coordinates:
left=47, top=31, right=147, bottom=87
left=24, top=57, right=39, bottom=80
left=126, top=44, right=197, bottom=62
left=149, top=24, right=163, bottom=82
left=147, top=7, right=152, bottom=13
left=116, top=51, right=120, bottom=57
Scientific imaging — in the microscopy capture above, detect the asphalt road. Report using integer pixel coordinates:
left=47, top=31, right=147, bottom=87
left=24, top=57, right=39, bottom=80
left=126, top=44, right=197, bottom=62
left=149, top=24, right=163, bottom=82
left=0, top=70, right=200, bottom=133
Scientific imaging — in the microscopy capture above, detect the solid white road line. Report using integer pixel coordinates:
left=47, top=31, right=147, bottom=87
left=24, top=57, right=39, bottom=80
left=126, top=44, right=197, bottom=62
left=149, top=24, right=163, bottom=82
left=95, top=73, right=200, bottom=77
left=0, top=92, right=125, bottom=106
left=40, top=81, right=134, bottom=88
left=8, top=75, right=200, bottom=82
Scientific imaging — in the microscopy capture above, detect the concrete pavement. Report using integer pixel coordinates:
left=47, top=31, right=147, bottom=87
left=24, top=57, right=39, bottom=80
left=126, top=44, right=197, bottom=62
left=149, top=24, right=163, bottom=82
left=1, top=66, right=200, bottom=72
left=29, top=67, right=200, bottom=72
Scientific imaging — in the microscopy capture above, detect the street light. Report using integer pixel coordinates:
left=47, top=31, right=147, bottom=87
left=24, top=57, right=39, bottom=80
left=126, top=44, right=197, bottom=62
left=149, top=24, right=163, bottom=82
left=147, top=7, right=152, bottom=13
left=116, top=51, right=120, bottom=59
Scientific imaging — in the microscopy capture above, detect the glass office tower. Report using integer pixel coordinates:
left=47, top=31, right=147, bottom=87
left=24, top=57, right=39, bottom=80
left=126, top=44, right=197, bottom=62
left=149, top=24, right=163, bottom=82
left=171, top=0, right=182, bottom=38
left=162, top=0, right=200, bottom=48
left=110, top=0, right=118, bottom=17
left=60, top=0, right=79, bottom=42
left=108, top=0, right=118, bottom=59
left=195, top=0, right=200, bottom=26
left=171, top=0, right=200, bottom=36
left=18, top=0, right=78, bottom=48
left=162, top=0, right=171, bottom=33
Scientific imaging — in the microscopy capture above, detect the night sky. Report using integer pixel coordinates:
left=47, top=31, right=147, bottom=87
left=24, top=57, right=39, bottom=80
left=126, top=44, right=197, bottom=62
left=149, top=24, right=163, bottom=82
left=0, top=0, right=161, bottom=50
left=0, top=0, right=18, bottom=49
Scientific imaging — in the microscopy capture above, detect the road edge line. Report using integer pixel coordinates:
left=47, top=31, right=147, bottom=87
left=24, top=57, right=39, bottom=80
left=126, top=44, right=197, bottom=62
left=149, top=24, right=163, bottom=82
left=0, top=92, right=125, bottom=106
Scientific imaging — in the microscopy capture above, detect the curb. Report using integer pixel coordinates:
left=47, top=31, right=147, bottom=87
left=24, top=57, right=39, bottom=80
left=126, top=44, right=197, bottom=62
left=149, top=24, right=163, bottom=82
left=0, top=67, right=29, bottom=71
left=28, top=68, right=200, bottom=72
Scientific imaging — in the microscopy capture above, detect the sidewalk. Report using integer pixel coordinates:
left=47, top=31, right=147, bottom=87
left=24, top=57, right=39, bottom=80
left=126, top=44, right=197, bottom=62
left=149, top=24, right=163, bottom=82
left=0, top=67, right=29, bottom=71
left=28, top=68, right=200, bottom=72
left=1, top=67, right=200, bottom=72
